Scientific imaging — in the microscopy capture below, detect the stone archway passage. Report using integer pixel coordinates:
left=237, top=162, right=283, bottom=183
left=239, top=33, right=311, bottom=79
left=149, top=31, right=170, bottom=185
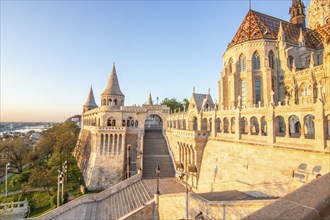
left=144, top=114, right=163, bottom=130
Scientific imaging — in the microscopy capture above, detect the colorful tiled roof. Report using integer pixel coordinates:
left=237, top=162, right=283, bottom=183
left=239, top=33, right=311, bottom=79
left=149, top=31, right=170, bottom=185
left=228, top=10, right=323, bottom=50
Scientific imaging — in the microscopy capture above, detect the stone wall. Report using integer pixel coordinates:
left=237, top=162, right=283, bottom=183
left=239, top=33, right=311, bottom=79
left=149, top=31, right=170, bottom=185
left=197, top=139, right=330, bottom=195
left=158, top=193, right=275, bottom=220
left=244, top=172, right=330, bottom=219
left=124, top=201, right=155, bottom=220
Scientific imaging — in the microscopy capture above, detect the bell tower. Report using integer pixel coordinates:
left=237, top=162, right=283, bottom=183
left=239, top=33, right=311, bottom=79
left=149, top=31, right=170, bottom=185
left=289, top=0, right=306, bottom=30
left=308, top=0, right=330, bottom=29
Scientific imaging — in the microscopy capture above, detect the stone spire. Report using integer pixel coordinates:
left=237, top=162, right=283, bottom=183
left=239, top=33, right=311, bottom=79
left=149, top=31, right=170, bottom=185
left=83, top=86, right=98, bottom=112
left=101, top=63, right=124, bottom=96
left=100, top=63, right=125, bottom=108
left=289, top=0, right=306, bottom=30
left=147, top=92, right=153, bottom=105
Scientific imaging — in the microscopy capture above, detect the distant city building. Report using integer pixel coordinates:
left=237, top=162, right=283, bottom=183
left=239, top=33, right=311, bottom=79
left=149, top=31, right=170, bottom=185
left=66, top=115, right=82, bottom=128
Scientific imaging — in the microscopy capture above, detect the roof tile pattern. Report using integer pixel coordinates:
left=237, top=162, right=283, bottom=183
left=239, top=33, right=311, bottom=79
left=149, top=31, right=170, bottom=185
left=228, top=10, right=323, bottom=50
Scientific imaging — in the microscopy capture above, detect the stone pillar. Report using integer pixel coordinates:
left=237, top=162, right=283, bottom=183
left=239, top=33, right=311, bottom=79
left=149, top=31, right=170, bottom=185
left=314, top=100, right=326, bottom=150
left=235, top=108, right=241, bottom=141
left=267, top=105, right=275, bottom=144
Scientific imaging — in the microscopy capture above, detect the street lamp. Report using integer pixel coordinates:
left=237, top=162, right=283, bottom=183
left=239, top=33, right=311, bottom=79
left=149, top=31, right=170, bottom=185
left=5, top=163, right=10, bottom=198
left=156, top=165, right=161, bottom=195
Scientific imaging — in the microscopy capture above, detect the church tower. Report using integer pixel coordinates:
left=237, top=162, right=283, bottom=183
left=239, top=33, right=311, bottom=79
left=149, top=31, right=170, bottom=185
left=308, top=0, right=330, bottom=29
left=289, top=0, right=306, bottom=29
left=83, top=86, right=98, bottom=112
left=100, top=63, right=125, bottom=108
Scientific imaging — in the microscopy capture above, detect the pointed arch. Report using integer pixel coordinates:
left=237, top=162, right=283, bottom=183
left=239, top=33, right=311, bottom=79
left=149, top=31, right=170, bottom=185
left=252, top=51, right=260, bottom=70
left=268, top=50, right=275, bottom=69
left=239, top=54, right=246, bottom=72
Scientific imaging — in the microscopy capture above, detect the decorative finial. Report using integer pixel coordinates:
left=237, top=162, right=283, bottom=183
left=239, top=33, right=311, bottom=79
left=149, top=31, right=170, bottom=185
left=208, top=88, right=210, bottom=95
left=249, top=0, right=252, bottom=10
left=193, top=86, right=195, bottom=94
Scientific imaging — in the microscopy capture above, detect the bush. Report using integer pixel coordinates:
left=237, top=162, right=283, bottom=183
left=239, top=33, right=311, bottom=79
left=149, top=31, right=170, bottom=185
left=18, top=171, right=31, bottom=183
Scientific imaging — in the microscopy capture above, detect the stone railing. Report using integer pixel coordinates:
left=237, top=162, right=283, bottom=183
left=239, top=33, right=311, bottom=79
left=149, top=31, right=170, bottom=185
left=169, top=129, right=209, bottom=140
left=29, top=174, right=142, bottom=220
left=119, top=199, right=155, bottom=220
left=84, top=125, right=126, bottom=132
left=0, top=199, right=28, bottom=218
left=244, top=172, right=330, bottom=220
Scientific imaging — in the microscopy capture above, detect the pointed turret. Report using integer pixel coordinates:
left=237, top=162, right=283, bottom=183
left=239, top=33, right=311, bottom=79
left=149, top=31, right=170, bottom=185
left=100, top=63, right=125, bottom=108
left=289, top=0, right=306, bottom=30
left=147, top=93, right=153, bottom=105
left=102, top=63, right=124, bottom=96
left=83, top=86, right=98, bottom=112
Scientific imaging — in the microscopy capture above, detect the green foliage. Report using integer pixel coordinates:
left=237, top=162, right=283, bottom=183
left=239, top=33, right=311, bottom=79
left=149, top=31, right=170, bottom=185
left=18, top=171, right=31, bottom=183
left=161, top=98, right=189, bottom=112
left=0, top=137, right=31, bottom=174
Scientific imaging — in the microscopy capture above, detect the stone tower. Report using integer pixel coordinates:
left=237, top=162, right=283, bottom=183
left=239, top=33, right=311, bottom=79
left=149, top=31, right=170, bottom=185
left=100, top=63, right=125, bottom=108
left=308, top=0, right=330, bottom=29
left=83, top=86, right=98, bottom=113
left=289, top=0, right=306, bottom=29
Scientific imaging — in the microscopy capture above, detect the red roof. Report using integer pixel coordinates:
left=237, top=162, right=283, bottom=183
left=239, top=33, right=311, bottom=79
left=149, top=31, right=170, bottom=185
left=228, top=10, right=323, bottom=50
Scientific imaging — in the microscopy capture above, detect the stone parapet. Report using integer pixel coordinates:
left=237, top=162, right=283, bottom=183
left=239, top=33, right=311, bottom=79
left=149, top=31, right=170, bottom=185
left=244, top=172, right=330, bottom=220
left=28, top=174, right=142, bottom=220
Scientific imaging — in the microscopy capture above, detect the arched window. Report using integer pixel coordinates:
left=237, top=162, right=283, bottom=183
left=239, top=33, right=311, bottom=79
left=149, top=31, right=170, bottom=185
left=288, top=55, right=294, bottom=69
left=239, top=54, right=246, bottom=72
left=122, top=120, right=126, bottom=126
left=228, top=58, right=233, bottom=74
left=268, top=50, right=275, bottom=69
left=107, top=117, right=115, bottom=126
left=252, top=51, right=260, bottom=70
left=326, top=18, right=330, bottom=24
left=314, top=22, right=320, bottom=29
left=255, top=78, right=261, bottom=104
left=135, top=120, right=138, bottom=127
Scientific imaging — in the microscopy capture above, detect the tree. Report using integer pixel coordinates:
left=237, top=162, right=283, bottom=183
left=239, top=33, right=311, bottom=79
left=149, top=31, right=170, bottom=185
left=161, top=98, right=189, bottom=112
left=0, top=138, right=30, bottom=174
left=27, top=165, right=56, bottom=196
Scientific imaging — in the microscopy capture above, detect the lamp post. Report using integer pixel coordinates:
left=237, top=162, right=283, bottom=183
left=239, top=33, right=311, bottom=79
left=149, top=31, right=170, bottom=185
left=62, top=161, right=67, bottom=204
left=5, top=163, right=10, bottom=198
left=57, top=170, right=61, bottom=207
left=156, top=165, right=160, bottom=195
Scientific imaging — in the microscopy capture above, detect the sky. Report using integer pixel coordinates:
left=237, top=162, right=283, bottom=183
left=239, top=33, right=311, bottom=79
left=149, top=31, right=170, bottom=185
left=1, top=0, right=311, bottom=122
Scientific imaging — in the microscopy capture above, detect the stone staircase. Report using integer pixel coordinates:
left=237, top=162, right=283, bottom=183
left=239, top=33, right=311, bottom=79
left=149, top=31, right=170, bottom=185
left=142, top=129, right=175, bottom=178
left=53, top=180, right=152, bottom=220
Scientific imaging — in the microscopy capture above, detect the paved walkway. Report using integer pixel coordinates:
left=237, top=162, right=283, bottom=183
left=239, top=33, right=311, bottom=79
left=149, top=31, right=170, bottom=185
left=0, top=187, right=45, bottom=198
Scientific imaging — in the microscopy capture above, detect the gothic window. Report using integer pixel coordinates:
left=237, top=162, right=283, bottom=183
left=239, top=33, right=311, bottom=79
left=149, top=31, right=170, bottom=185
left=122, top=120, right=126, bottom=126
left=288, top=55, right=294, bottom=69
left=239, top=54, right=246, bottom=72
left=268, top=50, right=275, bottom=69
left=255, top=78, right=261, bottom=104
left=240, top=80, right=246, bottom=106
left=127, top=117, right=133, bottom=127
left=228, top=58, right=233, bottom=74
left=252, top=51, right=260, bottom=70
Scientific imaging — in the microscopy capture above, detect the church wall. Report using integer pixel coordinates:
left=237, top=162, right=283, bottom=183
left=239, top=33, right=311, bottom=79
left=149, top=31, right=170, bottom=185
left=196, top=139, right=330, bottom=196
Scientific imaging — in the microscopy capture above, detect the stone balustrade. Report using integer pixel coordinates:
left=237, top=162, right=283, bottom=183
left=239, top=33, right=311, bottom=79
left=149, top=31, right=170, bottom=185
left=29, top=174, right=142, bottom=220
left=0, top=199, right=28, bottom=219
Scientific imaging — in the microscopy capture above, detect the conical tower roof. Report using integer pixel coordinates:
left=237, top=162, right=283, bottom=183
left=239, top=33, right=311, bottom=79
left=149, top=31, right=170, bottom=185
left=83, top=86, right=98, bottom=108
left=147, top=92, right=153, bottom=105
left=101, top=63, right=124, bottom=96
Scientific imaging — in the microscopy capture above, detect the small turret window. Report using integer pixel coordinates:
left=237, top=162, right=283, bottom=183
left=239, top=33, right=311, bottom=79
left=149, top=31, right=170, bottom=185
left=107, top=117, right=116, bottom=126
